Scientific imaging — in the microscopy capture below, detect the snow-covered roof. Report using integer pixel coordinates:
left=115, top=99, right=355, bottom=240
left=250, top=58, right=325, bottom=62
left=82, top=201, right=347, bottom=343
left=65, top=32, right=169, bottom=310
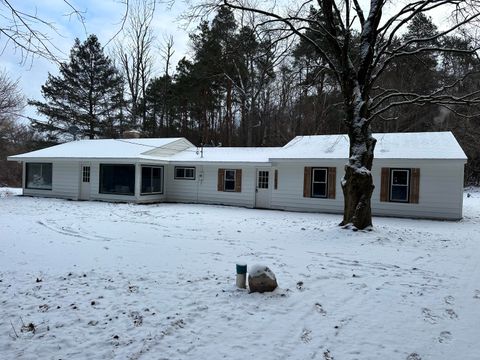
left=8, top=138, right=189, bottom=160
left=273, top=131, right=467, bottom=160
left=166, top=147, right=279, bottom=163
left=8, top=131, right=466, bottom=162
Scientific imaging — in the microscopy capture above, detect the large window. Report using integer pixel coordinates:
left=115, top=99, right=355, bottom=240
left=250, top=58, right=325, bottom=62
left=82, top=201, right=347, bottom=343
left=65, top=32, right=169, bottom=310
left=100, top=164, right=135, bottom=195
left=141, top=166, right=163, bottom=194
left=26, top=163, right=52, bottom=190
left=390, top=169, right=410, bottom=202
left=311, top=168, right=327, bottom=198
left=175, top=166, right=195, bottom=180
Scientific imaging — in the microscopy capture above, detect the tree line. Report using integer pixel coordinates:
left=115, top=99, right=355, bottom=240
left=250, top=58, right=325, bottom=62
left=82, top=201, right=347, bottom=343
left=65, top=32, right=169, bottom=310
left=1, top=5, right=480, bottom=187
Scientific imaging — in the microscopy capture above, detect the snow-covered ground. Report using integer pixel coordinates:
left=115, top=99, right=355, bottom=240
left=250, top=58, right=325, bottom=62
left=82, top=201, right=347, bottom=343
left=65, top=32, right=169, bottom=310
left=1, top=188, right=480, bottom=360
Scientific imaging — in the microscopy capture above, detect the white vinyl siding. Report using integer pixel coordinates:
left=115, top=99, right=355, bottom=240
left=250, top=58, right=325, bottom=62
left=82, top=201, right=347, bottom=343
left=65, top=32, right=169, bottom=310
left=271, top=162, right=343, bottom=214
left=372, top=159, right=464, bottom=220
left=23, top=162, right=80, bottom=199
left=18, top=157, right=465, bottom=220
left=166, top=164, right=255, bottom=208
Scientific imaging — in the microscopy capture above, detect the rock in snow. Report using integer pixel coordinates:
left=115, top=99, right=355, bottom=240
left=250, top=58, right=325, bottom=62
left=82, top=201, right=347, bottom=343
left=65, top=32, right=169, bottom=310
left=248, top=264, right=278, bottom=293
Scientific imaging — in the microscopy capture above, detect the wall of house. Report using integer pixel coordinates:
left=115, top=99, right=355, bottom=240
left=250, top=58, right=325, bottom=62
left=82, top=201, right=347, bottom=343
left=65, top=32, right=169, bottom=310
left=271, top=158, right=465, bottom=220
left=270, top=160, right=344, bottom=214
left=165, top=163, right=257, bottom=208
left=20, top=157, right=465, bottom=220
left=23, top=161, right=80, bottom=200
left=371, top=159, right=465, bottom=220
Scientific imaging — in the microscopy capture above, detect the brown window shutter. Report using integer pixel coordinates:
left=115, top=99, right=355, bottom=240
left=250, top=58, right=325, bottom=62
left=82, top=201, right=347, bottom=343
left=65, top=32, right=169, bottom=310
left=380, top=167, right=390, bottom=202
left=410, top=168, right=420, bottom=203
left=327, top=167, right=336, bottom=199
left=217, top=169, right=225, bottom=192
left=303, top=167, right=312, bottom=197
left=274, top=169, right=278, bottom=190
left=235, top=169, right=242, bottom=192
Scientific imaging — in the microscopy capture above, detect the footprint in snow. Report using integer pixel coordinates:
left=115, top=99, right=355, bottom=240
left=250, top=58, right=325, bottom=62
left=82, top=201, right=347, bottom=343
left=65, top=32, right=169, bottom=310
left=406, top=353, right=422, bottom=360
left=129, top=311, right=143, bottom=327
left=301, top=328, right=312, bottom=343
left=438, top=331, right=452, bottom=343
left=422, top=308, right=439, bottom=324
left=323, top=350, right=334, bottom=360
left=315, top=303, right=327, bottom=315
left=445, top=308, right=458, bottom=319
left=444, top=295, right=455, bottom=305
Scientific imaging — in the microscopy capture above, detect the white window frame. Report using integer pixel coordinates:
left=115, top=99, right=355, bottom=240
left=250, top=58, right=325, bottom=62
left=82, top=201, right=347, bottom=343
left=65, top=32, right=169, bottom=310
left=174, top=166, right=196, bottom=180
left=141, top=165, right=164, bottom=195
left=257, top=170, right=269, bottom=189
left=82, top=166, right=90, bottom=183
left=224, top=169, right=236, bottom=192
left=311, top=168, right=328, bottom=198
left=389, top=168, right=410, bottom=203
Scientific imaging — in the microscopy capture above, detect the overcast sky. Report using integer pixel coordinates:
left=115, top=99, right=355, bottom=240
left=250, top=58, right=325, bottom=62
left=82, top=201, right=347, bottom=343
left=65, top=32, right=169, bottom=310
left=0, top=0, right=191, bottom=122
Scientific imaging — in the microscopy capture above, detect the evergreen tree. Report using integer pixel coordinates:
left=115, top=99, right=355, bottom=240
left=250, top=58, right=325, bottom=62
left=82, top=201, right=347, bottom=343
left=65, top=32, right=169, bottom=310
left=30, top=35, right=124, bottom=140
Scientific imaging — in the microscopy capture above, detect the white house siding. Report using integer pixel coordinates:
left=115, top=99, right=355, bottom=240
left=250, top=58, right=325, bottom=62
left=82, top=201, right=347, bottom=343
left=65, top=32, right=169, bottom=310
left=164, top=164, right=201, bottom=203
left=371, top=159, right=465, bottom=220
left=15, top=155, right=465, bottom=220
left=271, top=159, right=464, bottom=220
left=166, top=163, right=256, bottom=208
left=270, top=160, right=344, bottom=214
left=23, top=161, right=80, bottom=200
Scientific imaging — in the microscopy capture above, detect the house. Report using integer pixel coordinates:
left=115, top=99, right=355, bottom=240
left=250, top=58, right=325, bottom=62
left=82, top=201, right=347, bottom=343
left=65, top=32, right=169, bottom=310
left=7, top=131, right=467, bottom=220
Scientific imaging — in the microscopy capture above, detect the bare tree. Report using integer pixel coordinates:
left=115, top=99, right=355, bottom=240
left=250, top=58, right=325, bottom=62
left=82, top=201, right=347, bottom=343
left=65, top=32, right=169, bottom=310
left=115, top=0, right=157, bottom=131
left=159, top=34, right=175, bottom=134
left=203, top=0, right=480, bottom=229
left=0, top=69, right=27, bottom=186
left=0, top=69, right=24, bottom=124
left=0, top=0, right=89, bottom=64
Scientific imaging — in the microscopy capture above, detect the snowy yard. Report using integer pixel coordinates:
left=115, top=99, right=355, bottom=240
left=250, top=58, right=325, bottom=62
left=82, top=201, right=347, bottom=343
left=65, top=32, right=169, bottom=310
left=1, top=188, right=480, bottom=360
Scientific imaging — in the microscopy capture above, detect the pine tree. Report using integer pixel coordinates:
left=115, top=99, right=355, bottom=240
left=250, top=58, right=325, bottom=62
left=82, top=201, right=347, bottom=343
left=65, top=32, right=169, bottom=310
left=29, top=35, right=124, bottom=140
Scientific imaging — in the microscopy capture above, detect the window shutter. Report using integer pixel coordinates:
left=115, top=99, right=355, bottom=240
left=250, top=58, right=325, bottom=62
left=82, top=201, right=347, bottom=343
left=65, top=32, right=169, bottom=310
left=327, top=167, right=336, bottom=199
left=303, top=167, right=312, bottom=197
left=217, top=169, right=225, bottom=192
left=410, top=168, right=420, bottom=204
left=235, top=169, right=242, bottom=192
left=380, top=167, right=390, bottom=202
left=274, top=169, right=278, bottom=190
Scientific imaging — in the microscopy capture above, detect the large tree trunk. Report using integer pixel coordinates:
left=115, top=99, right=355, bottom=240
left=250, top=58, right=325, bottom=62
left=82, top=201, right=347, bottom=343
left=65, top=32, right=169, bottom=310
left=340, top=106, right=377, bottom=229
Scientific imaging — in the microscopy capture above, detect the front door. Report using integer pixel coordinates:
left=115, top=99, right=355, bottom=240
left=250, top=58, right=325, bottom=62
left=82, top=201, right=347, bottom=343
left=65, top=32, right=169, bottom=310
left=255, top=168, right=271, bottom=209
left=79, top=163, right=91, bottom=200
